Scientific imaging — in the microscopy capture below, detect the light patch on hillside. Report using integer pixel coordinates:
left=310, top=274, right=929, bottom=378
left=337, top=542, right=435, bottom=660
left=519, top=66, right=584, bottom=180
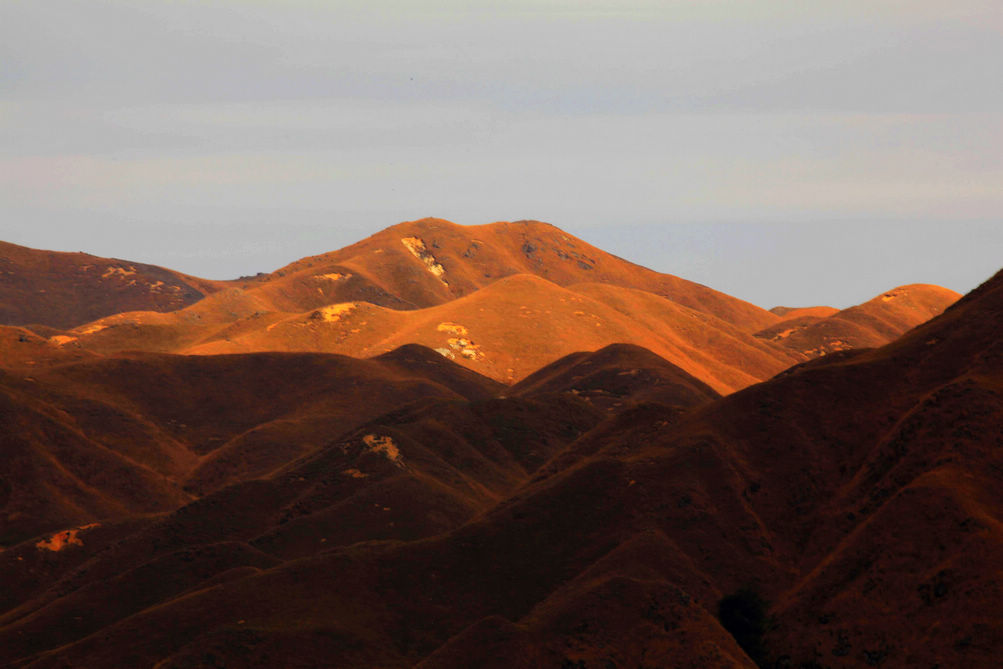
left=437, top=322, right=482, bottom=360
left=36, top=523, right=99, bottom=552
left=312, top=303, right=356, bottom=323
left=101, top=266, right=137, bottom=280
left=805, top=339, right=852, bottom=357
left=76, top=322, right=107, bottom=335
left=48, top=335, right=77, bottom=347
left=766, top=328, right=801, bottom=342
left=363, top=434, right=405, bottom=468
left=315, top=272, right=352, bottom=282
left=437, top=322, right=468, bottom=337
left=401, top=237, right=448, bottom=285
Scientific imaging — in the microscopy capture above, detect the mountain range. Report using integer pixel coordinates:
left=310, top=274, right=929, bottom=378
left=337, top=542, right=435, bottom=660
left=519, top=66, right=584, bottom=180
left=0, top=219, right=990, bottom=668
left=2, top=219, right=957, bottom=393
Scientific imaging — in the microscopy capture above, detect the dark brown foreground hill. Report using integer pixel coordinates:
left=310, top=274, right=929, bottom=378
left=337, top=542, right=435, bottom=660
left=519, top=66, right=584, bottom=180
left=0, top=264, right=999, bottom=667
left=0, top=345, right=505, bottom=547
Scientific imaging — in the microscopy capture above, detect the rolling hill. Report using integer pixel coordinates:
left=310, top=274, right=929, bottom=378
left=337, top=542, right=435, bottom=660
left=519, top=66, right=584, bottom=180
left=177, top=273, right=802, bottom=393
left=0, top=263, right=998, bottom=667
left=0, top=347, right=504, bottom=547
left=261, top=218, right=783, bottom=332
left=8, top=219, right=816, bottom=393
left=0, top=219, right=982, bottom=667
left=6, top=219, right=960, bottom=394
left=0, top=240, right=223, bottom=330
left=755, top=283, right=960, bottom=358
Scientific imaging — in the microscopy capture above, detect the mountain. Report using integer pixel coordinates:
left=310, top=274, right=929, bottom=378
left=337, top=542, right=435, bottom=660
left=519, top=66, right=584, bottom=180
left=39, top=273, right=798, bottom=393
left=261, top=218, right=782, bottom=332
left=1, top=261, right=999, bottom=667
left=0, top=240, right=223, bottom=329
left=0, top=324, right=96, bottom=371
left=0, top=220, right=980, bottom=666
left=0, top=340, right=720, bottom=667
left=10, top=219, right=958, bottom=393
left=12, top=219, right=812, bottom=393
left=177, top=273, right=800, bottom=393
left=755, top=283, right=960, bottom=358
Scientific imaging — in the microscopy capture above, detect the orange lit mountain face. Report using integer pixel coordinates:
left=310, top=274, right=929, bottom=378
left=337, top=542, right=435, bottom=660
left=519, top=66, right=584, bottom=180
left=5, top=219, right=959, bottom=393
left=6, top=219, right=812, bottom=393
left=0, top=220, right=987, bottom=668
left=757, top=284, right=961, bottom=358
left=267, top=219, right=781, bottom=330
left=173, top=274, right=801, bottom=393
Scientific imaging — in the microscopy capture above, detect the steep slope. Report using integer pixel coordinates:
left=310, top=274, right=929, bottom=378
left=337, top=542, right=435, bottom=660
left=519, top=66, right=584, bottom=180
left=0, top=377, right=193, bottom=548
left=756, top=283, right=959, bottom=357
left=0, top=240, right=223, bottom=329
left=2, top=269, right=997, bottom=667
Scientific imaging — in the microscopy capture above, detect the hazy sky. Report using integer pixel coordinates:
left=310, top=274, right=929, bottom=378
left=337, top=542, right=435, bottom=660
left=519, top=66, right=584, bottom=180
left=2, top=1, right=1001, bottom=308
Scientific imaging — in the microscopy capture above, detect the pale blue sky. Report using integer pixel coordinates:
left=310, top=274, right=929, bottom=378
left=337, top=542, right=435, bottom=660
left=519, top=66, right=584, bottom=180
left=2, top=1, right=1000, bottom=308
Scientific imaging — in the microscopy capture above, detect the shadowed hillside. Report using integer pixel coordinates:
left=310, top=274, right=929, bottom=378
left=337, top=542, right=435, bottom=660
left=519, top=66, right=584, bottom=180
left=0, top=263, right=998, bottom=666
left=0, top=347, right=503, bottom=547
left=509, top=342, right=720, bottom=410
left=0, top=240, right=224, bottom=329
